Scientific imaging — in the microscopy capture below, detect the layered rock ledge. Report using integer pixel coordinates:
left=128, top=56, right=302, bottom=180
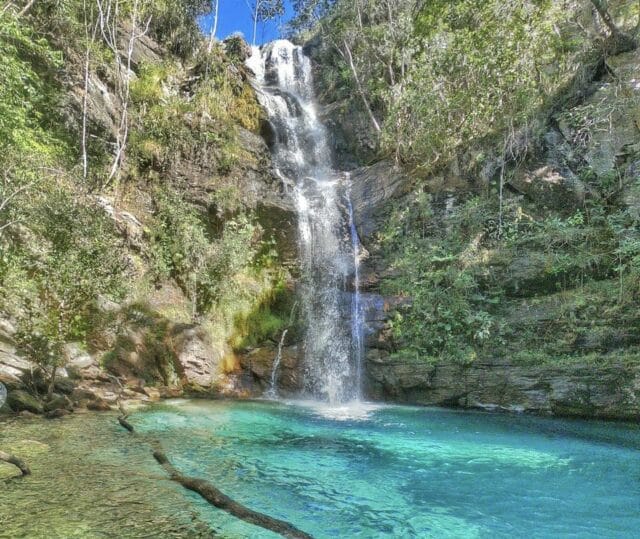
left=366, top=355, right=640, bottom=421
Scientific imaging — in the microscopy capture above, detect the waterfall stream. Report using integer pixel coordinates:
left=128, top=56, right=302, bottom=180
left=266, top=329, right=289, bottom=399
left=247, top=41, right=363, bottom=403
left=347, top=191, right=364, bottom=401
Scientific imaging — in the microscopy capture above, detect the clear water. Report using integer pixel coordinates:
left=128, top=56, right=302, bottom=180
left=2, top=401, right=640, bottom=538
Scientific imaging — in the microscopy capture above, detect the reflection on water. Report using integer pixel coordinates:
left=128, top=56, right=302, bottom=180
left=2, top=401, right=640, bottom=538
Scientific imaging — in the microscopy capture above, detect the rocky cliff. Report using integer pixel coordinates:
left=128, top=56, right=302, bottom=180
left=345, top=47, right=640, bottom=421
left=0, top=10, right=298, bottom=415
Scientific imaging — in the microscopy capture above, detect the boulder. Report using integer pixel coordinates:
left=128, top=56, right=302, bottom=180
left=64, top=343, right=95, bottom=367
left=0, top=340, right=34, bottom=388
left=43, top=393, right=73, bottom=413
left=87, top=398, right=112, bottom=412
left=171, top=326, right=223, bottom=389
left=142, top=386, right=161, bottom=401
left=20, top=368, right=74, bottom=395
left=6, top=390, right=43, bottom=414
left=64, top=343, right=99, bottom=380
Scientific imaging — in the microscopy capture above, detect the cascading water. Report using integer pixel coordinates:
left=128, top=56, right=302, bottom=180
left=266, top=329, right=289, bottom=399
left=347, top=191, right=364, bottom=400
left=247, top=41, right=364, bottom=403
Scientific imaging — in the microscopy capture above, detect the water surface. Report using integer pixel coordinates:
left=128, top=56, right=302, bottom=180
left=1, top=400, right=639, bottom=538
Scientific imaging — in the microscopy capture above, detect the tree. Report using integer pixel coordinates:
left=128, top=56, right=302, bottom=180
left=3, top=190, right=127, bottom=399
left=590, top=0, right=640, bottom=53
left=288, top=0, right=335, bottom=32
left=96, top=0, right=152, bottom=186
left=207, top=0, right=219, bottom=52
left=246, top=0, right=284, bottom=46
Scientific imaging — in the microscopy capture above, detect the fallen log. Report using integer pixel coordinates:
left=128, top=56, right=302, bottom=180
left=0, top=450, right=30, bottom=476
left=116, top=411, right=314, bottom=539
left=152, top=449, right=314, bottom=539
left=116, top=398, right=135, bottom=433
left=118, top=415, right=135, bottom=432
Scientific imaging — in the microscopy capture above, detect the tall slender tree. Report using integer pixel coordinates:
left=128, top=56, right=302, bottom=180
left=207, top=0, right=220, bottom=52
left=246, top=0, right=284, bottom=45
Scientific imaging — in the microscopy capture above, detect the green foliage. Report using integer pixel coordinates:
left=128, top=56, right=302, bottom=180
left=148, top=186, right=262, bottom=317
left=0, top=0, right=294, bottom=394
left=146, top=0, right=211, bottom=57
left=0, top=12, right=68, bottom=161
left=380, top=178, right=640, bottom=365
left=129, top=51, right=262, bottom=177
left=289, top=0, right=336, bottom=32
left=233, top=303, right=286, bottom=349
left=256, top=0, right=285, bottom=22
left=302, top=1, right=597, bottom=170
left=1, top=187, right=127, bottom=370
left=383, top=0, right=588, bottom=169
left=381, top=193, right=498, bottom=363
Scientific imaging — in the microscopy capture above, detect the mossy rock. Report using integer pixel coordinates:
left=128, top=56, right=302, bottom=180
left=7, top=390, right=43, bottom=414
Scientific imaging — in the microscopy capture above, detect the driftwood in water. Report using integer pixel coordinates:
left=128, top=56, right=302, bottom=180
left=116, top=409, right=314, bottom=539
left=152, top=449, right=314, bottom=539
left=0, top=450, right=30, bottom=475
left=116, top=399, right=135, bottom=433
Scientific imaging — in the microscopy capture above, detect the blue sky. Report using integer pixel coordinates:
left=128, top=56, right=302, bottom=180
left=200, top=1, right=295, bottom=45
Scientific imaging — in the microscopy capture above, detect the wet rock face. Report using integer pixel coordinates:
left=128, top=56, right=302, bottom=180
left=239, top=345, right=302, bottom=396
left=349, top=161, right=412, bottom=243
left=365, top=355, right=640, bottom=420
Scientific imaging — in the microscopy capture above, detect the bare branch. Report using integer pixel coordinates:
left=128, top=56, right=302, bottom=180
left=0, top=450, right=30, bottom=476
left=1, top=3, right=15, bottom=15
left=17, top=0, right=35, bottom=16
left=342, top=39, right=381, bottom=133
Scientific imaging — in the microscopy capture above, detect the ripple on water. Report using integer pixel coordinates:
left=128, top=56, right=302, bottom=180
left=2, top=400, right=640, bottom=539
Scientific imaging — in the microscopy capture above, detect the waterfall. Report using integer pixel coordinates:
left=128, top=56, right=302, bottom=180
left=347, top=192, right=364, bottom=400
left=248, top=41, right=364, bottom=404
left=266, top=329, right=289, bottom=399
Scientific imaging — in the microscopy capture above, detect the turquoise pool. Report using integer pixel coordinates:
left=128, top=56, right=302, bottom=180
left=1, top=400, right=639, bottom=538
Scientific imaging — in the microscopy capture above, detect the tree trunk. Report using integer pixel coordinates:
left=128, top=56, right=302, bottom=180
left=47, top=366, right=57, bottom=400
left=0, top=450, right=30, bottom=475
left=207, top=0, right=219, bottom=52
left=342, top=40, right=381, bottom=133
left=591, top=0, right=638, bottom=53
left=116, top=415, right=314, bottom=539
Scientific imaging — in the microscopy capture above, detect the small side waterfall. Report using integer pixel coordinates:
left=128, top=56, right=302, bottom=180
left=266, top=329, right=289, bottom=399
left=248, top=41, right=364, bottom=404
left=347, top=193, right=364, bottom=400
